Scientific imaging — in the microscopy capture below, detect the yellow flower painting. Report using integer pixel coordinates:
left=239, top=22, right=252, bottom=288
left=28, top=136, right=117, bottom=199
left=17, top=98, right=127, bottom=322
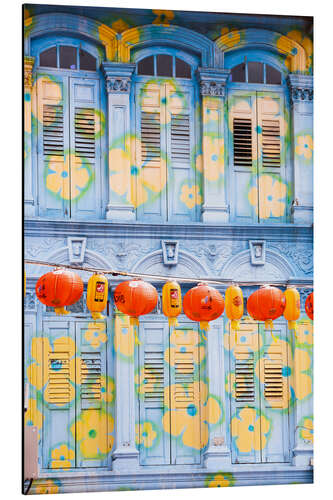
left=180, top=184, right=202, bottom=209
left=231, top=407, right=271, bottom=453
left=84, top=322, right=108, bottom=349
left=135, top=422, right=158, bottom=448
left=50, top=444, right=75, bottom=469
left=205, top=471, right=235, bottom=488
left=295, top=135, right=313, bottom=160
left=72, top=410, right=114, bottom=459
left=248, top=175, right=287, bottom=219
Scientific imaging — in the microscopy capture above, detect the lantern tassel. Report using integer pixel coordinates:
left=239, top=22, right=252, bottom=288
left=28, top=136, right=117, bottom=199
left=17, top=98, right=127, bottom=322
left=168, top=317, right=179, bottom=327
left=54, top=307, right=69, bottom=316
left=265, top=319, right=278, bottom=343
left=130, top=317, right=141, bottom=345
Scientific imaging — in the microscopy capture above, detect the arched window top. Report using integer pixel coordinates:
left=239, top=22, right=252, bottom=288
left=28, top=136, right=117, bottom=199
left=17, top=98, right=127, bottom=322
left=230, top=60, right=282, bottom=85
left=137, top=54, right=192, bottom=79
left=38, top=45, right=97, bottom=71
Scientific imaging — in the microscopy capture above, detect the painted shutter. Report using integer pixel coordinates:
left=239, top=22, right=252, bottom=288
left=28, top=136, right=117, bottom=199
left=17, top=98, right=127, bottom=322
left=37, top=75, right=70, bottom=218
left=167, top=83, right=196, bottom=222
left=169, top=324, right=201, bottom=464
left=257, top=93, right=286, bottom=222
left=42, top=321, right=75, bottom=469
left=136, top=83, right=167, bottom=222
left=69, top=77, right=101, bottom=219
left=230, top=322, right=261, bottom=463
left=75, top=321, right=109, bottom=467
left=228, top=91, right=258, bottom=222
left=138, top=321, right=170, bottom=465
left=259, top=322, right=290, bottom=462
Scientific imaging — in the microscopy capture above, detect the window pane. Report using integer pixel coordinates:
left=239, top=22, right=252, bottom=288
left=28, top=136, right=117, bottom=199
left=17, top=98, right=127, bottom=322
left=59, top=46, right=77, bottom=70
left=156, top=54, right=173, bottom=77
left=79, top=49, right=96, bottom=71
left=137, top=55, right=155, bottom=76
left=248, top=61, right=263, bottom=83
left=266, top=64, right=281, bottom=85
left=175, top=57, right=191, bottom=78
left=39, top=47, right=57, bottom=68
left=230, top=63, right=246, bottom=82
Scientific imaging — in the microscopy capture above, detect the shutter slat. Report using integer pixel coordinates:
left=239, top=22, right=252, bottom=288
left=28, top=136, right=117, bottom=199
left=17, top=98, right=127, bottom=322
left=144, top=350, right=164, bottom=402
left=262, top=119, right=280, bottom=168
left=81, top=353, right=101, bottom=409
left=74, top=108, right=95, bottom=159
left=43, top=105, right=64, bottom=156
left=48, top=353, right=70, bottom=403
left=141, top=112, right=161, bottom=164
left=233, top=118, right=252, bottom=167
left=235, top=354, right=255, bottom=402
left=171, top=114, right=190, bottom=163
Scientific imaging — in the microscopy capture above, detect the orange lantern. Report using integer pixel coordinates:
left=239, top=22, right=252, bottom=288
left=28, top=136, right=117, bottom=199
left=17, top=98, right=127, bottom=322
left=247, top=285, right=286, bottom=341
left=162, top=280, right=182, bottom=327
left=183, top=282, right=224, bottom=334
left=113, top=279, right=158, bottom=326
left=225, top=285, right=244, bottom=332
left=283, top=287, right=300, bottom=330
left=86, top=273, right=108, bottom=320
left=35, top=268, right=83, bottom=315
left=305, top=292, right=313, bottom=320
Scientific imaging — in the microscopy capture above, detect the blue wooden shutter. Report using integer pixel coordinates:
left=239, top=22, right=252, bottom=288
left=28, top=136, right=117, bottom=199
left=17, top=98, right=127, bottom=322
left=230, top=322, right=261, bottom=463
left=42, top=321, right=75, bottom=469
left=136, top=83, right=167, bottom=222
left=37, top=75, right=70, bottom=218
left=138, top=321, right=170, bottom=465
left=259, top=322, right=290, bottom=462
left=69, top=77, right=101, bottom=219
left=166, top=83, right=197, bottom=222
left=75, top=321, right=109, bottom=468
left=169, top=324, right=201, bottom=464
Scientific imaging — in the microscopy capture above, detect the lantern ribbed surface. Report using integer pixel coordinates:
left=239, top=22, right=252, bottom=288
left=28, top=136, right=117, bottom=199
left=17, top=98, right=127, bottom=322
left=35, top=269, right=84, bottom=313
left=225, top=285, right=244, bottom=330
left=305, top=292, right=313, bottom=320
left=283, top=287, right=301, bottom=329
left=247, top=285, right=285, bottom=327
left=183, top=282, right=224, bottom=330
left=113, top=279, right=158, bottom=323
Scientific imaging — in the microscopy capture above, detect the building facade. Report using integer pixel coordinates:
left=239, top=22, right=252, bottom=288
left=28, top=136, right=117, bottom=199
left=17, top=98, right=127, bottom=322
left=24, top=5, right=313, bottom=494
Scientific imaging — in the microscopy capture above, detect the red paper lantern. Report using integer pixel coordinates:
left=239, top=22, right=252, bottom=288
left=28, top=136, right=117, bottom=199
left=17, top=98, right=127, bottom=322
left=305, top=292, right=313, bottom=320
left=247, top=285, right=286, bottom=331
left=35, top=268, right=83, bottom=315
left=183, top=282, right=224, bottom=332
left=113, top=279, right=158, bottom=326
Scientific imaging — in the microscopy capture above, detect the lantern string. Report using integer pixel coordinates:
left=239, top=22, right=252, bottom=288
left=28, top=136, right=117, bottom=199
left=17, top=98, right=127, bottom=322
left=24, top=259, right=313, bottom=288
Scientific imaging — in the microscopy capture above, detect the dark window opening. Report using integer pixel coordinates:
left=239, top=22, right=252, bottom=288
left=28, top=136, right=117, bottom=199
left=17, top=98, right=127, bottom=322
left=138, top=55, right=155, bottom=76
left=175, top=57, right=191, bottom=78
left=231, top=63, right=246, bottom=83
left=248, top=61, right=263, bottom=83
left=266, top=64, right=282, bottom=85
left=156, top=54, right=173, bottom=77
left=79, top=49, right=97, bottom=71
left=39, top=46, right=57, bottom=68
left=60, top=46, right=77, bottom=70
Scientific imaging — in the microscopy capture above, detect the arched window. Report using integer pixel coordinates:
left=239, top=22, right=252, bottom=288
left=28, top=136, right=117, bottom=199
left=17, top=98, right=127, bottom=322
left=31, top=38, right=106, bottom=221
left=226, top=56, right=289, bottom=224
left=134, top=51, right=200, bottom=223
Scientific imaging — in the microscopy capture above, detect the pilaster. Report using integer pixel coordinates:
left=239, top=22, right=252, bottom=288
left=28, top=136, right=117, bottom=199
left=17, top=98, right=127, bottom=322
left=24, top=56, right=35, bottom=217
left=197, top=68, right=230, bottom=223
left=112, top=309, right=139, bottom=470
left=203, top=319, right=231, bottom=468
left=287, top=74, right=313, bottom=225
left=101, top=62, right=136, bottom=222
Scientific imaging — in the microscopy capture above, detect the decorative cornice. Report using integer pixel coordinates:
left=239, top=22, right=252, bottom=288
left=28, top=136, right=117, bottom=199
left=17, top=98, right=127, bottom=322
left=24, top=56, right=35, bottom=90
left=197, top=67, right=231, bottom=97
left=287, top=74, right=313, bottom=104
left=101, top=62, right=136, bottom=94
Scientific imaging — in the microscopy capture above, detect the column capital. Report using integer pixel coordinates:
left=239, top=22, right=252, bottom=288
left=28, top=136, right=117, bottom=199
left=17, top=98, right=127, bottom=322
left=196, top=67, right=231, bottom=97
left=24, top=56, right=35, bottom=90
left=287, top=74, right=313, bottom=105
left=101, top=62, right=136, bottom=94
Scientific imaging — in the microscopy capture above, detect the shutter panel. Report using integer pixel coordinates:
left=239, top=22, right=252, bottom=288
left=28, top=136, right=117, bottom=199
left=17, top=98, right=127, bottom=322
left=257, top=93, right=286, bottom=222
left=259, top=323, right=290, bottom=463
left=75, top=321, right=109, bottom=468
left=42, top=321, right=75, bottom=469
left=230, top=322, right=261, bottom=463
left=138, top=321, right=170, bottom=465
left=69, top=77, right=101, bottom=219
left=169, top=325, right=201, bottom=464
left=37, top=75, right=70, bottom=218
left=136, top=83, right=167, bottom=222
left=167, top=83, right=196, bottom=222
left=228, top=92, right=258, bottom=222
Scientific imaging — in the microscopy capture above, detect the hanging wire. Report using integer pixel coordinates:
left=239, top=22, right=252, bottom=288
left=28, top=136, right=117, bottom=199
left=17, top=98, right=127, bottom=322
left=24, top=259, right=313, bottom=288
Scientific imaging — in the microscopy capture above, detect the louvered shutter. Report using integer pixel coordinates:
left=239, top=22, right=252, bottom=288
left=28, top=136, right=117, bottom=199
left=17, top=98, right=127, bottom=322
left=75, top=321, right=109, bottom=467
left=69, top=77, right=101, bottom=219
left=136, top=83, right=167, bottom=222
left=138, top=321, right=170, bottom=465
left=37, top=75, right=70, bottom=218
left=228, top=92, right=258, bottom=222
left=259, top=322, right=290, bottom=463
left=42, top=321, right=75, bottom=469
left=169, top=324, right=201, bottom=464
left=166, top=83, right=197, bottom=221
left=257, top=93, right=286, bottom=222
left=229, top=322, right=261, bottom=463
